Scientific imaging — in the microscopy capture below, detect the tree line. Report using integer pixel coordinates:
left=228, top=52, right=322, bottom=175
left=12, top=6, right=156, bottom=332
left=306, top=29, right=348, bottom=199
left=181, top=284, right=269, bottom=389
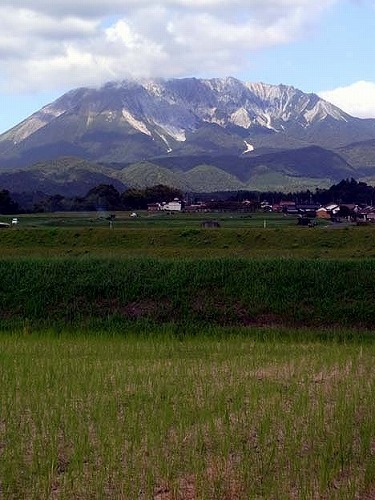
left=0, top=184, right=184, bottom=214
left=1, top=178, right=375, bottom=214
left=227, top=178, right=375, bottom=206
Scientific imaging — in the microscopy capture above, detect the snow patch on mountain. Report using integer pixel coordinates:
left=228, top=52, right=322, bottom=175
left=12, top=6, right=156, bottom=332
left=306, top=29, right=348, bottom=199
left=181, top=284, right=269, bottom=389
left=246, top=81, right=289, bottom=102
left=243, top=141, right=254, bottom=153
left=86, top=112, right=95, bottom=128
left=158, top=124, right=186, bottom=142
left=150, top=121, right=186, bottom=142
left=210, top=116, right=225, bottom=127
left=255, top=112, right=278, bottom=131
left=122, top=109, right=152, bottom=136
left=157, top=133, right=173, bottom=153
left=10, top=105, right=65, bottom=144
left=12, top=118, right=48, bottom=144
left=142, top=81, right=164, bottom=98
left=246, top=81, right=349, bottom=127
left=230, top=108, right=252, bottom=128
left=304, top=100, right=348, bottom=124
left=105, top=111, right=116, bottom=123
left=203, top=76, right=240, bottom=94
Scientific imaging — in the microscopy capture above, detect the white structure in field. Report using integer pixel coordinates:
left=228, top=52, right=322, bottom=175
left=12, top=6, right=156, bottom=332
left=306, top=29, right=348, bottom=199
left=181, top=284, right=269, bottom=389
left=162, top=199, right=182, bottom=211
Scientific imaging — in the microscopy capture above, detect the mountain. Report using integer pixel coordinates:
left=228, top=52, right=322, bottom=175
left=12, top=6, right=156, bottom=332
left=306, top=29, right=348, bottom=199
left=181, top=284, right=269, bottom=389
left=0, top=76, right=375, bottom=193
left=0, top=157, right=126, bottom=196
left=0, top=146, right=353, bottom=195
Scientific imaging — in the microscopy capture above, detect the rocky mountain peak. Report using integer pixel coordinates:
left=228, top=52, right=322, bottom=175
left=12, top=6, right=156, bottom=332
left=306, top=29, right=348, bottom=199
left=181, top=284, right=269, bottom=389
left=0, top=76, right=374, bottom=170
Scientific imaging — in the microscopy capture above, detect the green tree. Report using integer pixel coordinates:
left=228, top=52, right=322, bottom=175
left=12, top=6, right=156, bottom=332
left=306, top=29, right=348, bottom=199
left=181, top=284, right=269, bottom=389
left=84, top=184, right=121, bottom=211
left=120, top=188, right=147, bottom=210
left=144, top=184, right=183, bottom=204
left=0, top=189, right=20, bottom=214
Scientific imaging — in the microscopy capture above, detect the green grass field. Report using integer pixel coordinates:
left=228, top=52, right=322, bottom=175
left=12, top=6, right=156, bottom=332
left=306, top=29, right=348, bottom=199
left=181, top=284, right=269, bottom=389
left=0, top=210, right=374, bottom=259
left=2, top=210, right=299, bottom=230
left=1, top=211, right=375, bottom=498
left=1, top=332, right=375, bottom=499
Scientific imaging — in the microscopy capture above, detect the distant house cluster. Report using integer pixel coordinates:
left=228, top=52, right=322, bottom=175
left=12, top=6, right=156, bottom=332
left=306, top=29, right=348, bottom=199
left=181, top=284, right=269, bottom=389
left=267, top=200, right=375, bottom=223
left=147, top=199, right=182, bottom=212
left=148, top=199, right=258, bottom=213
left=146, top=197, right=375, bottom=224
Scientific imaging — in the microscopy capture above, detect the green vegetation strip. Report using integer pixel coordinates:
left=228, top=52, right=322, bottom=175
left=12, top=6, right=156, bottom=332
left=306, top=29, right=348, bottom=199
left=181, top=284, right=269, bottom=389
left=1, top=333, right=374, bottom=498
left=1, top=257, right=375, bottom=331
left=1, top=225, right=375, bottom=259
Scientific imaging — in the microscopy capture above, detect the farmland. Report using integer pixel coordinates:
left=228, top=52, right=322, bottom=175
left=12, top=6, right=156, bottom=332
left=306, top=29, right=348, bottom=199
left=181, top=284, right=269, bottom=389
left=0, top=210, right=374, bottom=260
left=1, top=210, right=375, bottom=498
left=1, top=333, right=375, bottom=499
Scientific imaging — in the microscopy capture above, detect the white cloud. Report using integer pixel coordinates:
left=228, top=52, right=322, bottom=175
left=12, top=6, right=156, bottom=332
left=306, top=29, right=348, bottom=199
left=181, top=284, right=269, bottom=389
left=319, top=81, right=375, bottom=119
left=0, top=1, right=336, bottom=92
left=0, top=1, right=329, bottom=17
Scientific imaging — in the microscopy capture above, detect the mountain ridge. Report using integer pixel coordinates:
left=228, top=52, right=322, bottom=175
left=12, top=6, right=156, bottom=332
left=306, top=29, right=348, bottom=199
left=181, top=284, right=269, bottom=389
left=0, top=76, right=375, bottom=193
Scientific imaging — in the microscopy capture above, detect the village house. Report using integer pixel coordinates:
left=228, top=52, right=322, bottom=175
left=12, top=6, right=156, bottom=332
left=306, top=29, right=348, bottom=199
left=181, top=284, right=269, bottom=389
left=274, top=201, right=296, bottom=213
left=316, top=204, right=340, bottom=219
left=184, top=202, right=208, bottom=213
left=147, top=202, right=162, bottom=212
left=161, top=199, right=182, bottom=211
left=356, top=206, right=375, bottom=222
left=296, top=204, right=320, bottom=217
left=147, top=199, right=183, bottom=212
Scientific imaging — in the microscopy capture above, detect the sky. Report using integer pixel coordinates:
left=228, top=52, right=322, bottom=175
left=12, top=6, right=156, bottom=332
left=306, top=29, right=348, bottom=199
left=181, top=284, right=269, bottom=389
left=1, top=0, right=375, bottom=133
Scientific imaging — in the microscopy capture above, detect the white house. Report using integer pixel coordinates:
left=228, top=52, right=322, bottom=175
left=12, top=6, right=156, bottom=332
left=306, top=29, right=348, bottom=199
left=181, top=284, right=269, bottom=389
left=162, top=200, right=182, bottom=211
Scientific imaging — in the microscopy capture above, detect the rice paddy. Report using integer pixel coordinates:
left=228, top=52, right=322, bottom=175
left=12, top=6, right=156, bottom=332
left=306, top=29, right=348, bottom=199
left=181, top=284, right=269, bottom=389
left=1, top=333, right=375, bottom=499
left=0, top=211, right=375, bottom=498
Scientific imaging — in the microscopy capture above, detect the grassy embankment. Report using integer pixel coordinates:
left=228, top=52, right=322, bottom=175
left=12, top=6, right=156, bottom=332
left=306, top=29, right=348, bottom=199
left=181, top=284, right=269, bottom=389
left=1, top=257, right=375, bottom=333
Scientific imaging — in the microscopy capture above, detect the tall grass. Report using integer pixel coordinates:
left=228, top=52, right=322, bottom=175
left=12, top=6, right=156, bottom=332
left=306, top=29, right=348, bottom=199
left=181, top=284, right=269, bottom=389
left=1, top=225, right=375, bottom=259
left=0, top=333, right=374, bottom=498
left=1, top=257, right=375, bottom=332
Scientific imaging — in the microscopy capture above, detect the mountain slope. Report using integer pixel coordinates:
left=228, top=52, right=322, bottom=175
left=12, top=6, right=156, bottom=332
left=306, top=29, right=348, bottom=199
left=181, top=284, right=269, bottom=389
left=117, top=161, right=190, bottom=191
left=338, top=139, right=375, bottom=169
left=0, top=157, right=125, bottom=196
left=183, top=164, right=244, bottom=192
left=0, top=76, right=375, bottom=193
left=0, top=145, right=359, bottom=195
left=2, top=77, right=375, bottom=169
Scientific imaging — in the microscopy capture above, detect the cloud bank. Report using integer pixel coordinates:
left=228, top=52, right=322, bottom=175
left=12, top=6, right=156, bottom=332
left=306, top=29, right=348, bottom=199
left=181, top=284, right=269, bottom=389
left=5, top=0, right=373, bottom=120
left=0, top=1, right=333, bottom=92
left=319, top=81, right=375, bottom=119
